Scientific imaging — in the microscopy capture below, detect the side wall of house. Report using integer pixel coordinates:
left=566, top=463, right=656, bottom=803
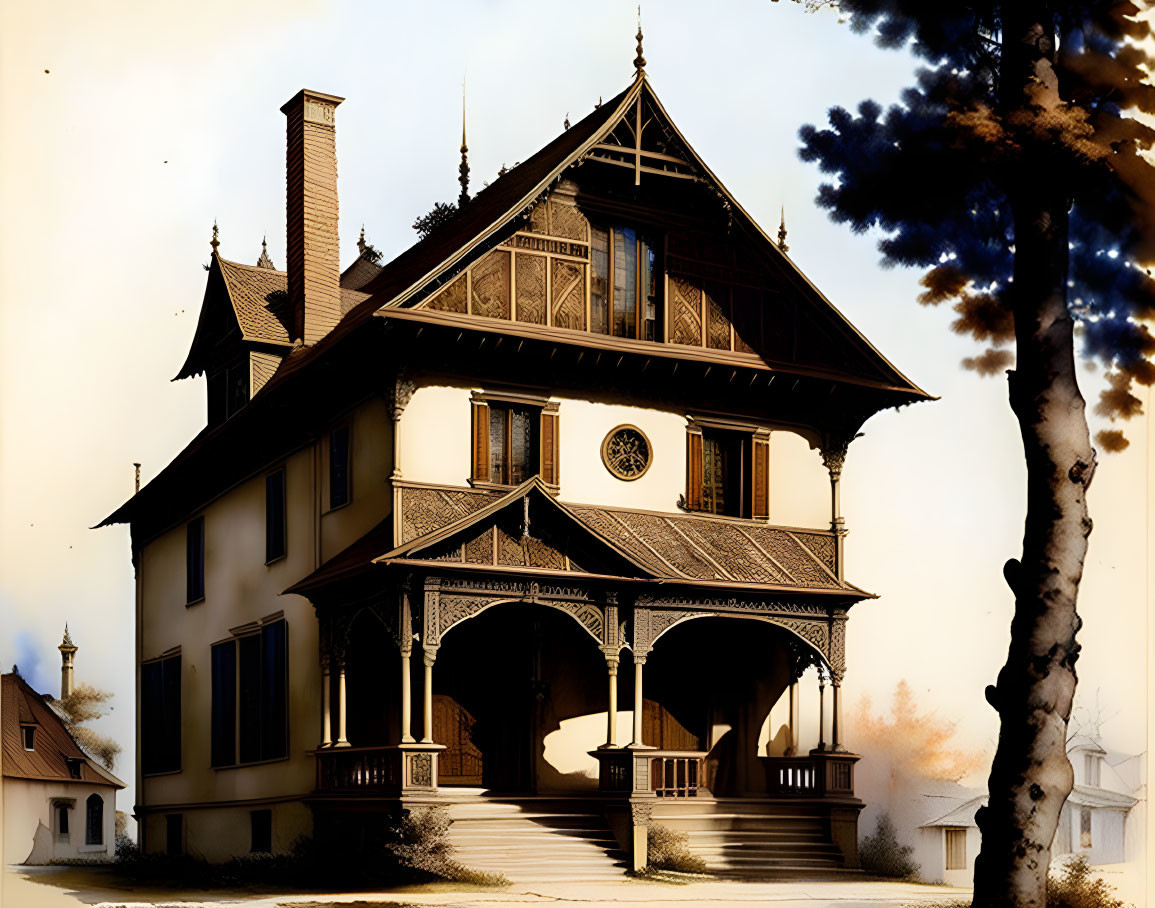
left=2, top=779, right=117, bottom=864
left=137, top=396, right=392, bottom=859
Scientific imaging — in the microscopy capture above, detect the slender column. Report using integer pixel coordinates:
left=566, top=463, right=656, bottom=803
left=786, top=678, right=799, bottom=757
left=815, top=667, right=827, bottom=752
left=320, top=662, right=332, bottom=748
left=822, top=446, right=848, bottom=581
left=400, top=650, right=414, bottom=743
left=335, top=661, right=349, bottom=747
left=630, top=656, right=645, bottom=748
left=831, top=675, right=844, bottom=752
left=604, top=656, right=619, bottom=748
left=422, top=649, right=436, bottom=744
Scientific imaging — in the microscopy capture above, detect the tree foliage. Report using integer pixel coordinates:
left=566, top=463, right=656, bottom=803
left=796, top=2, right=1155, bottom=449
left=859, top=812, right=920, bottom=879
left=413, top=201, right=458, bottom=240
left=55, top=682, right=121, bottom=770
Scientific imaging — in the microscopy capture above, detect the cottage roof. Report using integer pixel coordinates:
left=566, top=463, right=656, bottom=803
left=919, top=794, right=985, bottom=829
left=1, top=673, right=124, bottom=789
left=1067, top=785, right=1138, bottom=810
left=1067, top=734, right=1108, bottom=755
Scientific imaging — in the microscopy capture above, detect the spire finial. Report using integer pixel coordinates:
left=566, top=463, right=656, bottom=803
left=458, top=76, right=470, bottom=208
left=634, top=5, right=646, bottom=76
left=777, top=206, right=789, bottom=254
left=61, top=623, right=74, bottom=649
left=563, top=112, right=570, bottom=131
left=210, top=219, right=220, bottom=255
left=256, top=233, right=275, bottom=269
left=357, top=224, right=367, bottom=256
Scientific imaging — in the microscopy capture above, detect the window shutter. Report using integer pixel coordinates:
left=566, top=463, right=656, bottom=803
left=752, top=435, right=770, bottom=519
left=686, top=430, right=703, bottom=511
left=540, top=409, right=560, bottom=486
left=471, top=401, right=490, bottom=483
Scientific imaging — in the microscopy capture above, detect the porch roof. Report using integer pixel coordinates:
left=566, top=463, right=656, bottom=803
left=287, top=478, right=872, bottom=600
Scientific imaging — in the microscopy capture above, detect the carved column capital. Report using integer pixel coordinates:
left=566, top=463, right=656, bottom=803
left=389, top=371, right=417, bottom=421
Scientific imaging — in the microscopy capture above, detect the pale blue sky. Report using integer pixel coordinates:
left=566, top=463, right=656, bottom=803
left=1, top=0, right=1149, bottom=818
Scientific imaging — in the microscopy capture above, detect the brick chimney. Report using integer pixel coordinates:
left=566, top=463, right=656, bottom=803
left=280, top=89, right=344, bottom=346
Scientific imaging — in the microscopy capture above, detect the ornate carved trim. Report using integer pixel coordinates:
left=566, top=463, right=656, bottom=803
left=389, top=372, right=417, bottom=421
left=629, top=800, right=654, bottom=825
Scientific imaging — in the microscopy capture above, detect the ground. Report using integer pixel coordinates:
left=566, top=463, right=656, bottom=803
left=5, top=865, right=974, bottom=908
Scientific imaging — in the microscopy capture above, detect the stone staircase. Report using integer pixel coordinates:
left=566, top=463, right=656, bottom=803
left=652, top=797, right=860, bottom=878
left=442, top=790, right=629, bottom=883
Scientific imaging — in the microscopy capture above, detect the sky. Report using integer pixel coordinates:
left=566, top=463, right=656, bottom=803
left=0, top=0, right=1150, bottom=827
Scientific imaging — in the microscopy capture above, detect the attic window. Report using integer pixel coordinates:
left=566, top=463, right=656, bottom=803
left=67, top=758, right=83, bottom=779
left=22, top=725, right=35, bottom=750
left=590, top=226, right=662, bottom=341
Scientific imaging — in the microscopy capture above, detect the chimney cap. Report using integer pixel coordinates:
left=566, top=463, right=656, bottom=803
left=280, top=89, right=345, bottom=116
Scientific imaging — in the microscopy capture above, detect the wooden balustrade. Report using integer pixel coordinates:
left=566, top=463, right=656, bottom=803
left=762, top=751, right=859, bottom=798
left=591, top=748, right=707, bottom=798
left=315, top=746, right=399, bottom=793
left=650, top=753, right=703, bottom=798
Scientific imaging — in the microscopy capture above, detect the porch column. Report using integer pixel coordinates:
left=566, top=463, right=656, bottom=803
left=400, top=649, right=414, bottom=743
left=822, top=445, right=848, bottom=581
left=815, top=666, right=827, bottom=752
left=422, top=649, right=437, bottom=744
left=831, top=674, right=844, bottom=752
left=320, top=660, right=333, bottom=748
left=629, top=655, right=646, bottom=748
left=335, top=659, right=350, bottom=747
left=603, top=655, right=619, bottom=748
left=785, top=677, right=799, bottom=757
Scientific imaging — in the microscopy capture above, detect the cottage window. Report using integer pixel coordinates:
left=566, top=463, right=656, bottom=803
left=591, top=226, right=662, bottom=341
left=685, top=425, right=769, bottom=519
left=166, top=814, right=183, bottom=855
left=329, top=426, right=350, bottom=510
left=265, top=468, right=287, bottom=563
left=21, top=725, right=35, bottom=750
left=55, top=803, right=70, bottom=840
left=141, top=653, right=181, bottom=775
left=945, top=828, right=967, bottom=870
left=470, top=396, right=560, bottom=488
left=212, top=620, right=288, bottom=767
left=186, top=516, right=205, bottom=604
left=85, top=794, right=104, bottom=846
left=1084, top=753, right=1101, bottom=787
left=1080, top=807, right=1093, bottom=848
left=66, top=758, right=82, bottom=779
left=251, top=809, right=272, bottom=853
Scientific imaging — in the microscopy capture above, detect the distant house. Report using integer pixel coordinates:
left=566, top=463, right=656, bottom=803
left=1, top=632, right=125, bottom=865
left=915, top=787, right=984, bottom=887
left=1053, top=736, right=1140, bottom=866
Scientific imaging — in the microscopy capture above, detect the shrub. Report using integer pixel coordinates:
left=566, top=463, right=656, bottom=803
left=646, top=823, right=707, bottom=875
left=859, top=812, right=919, bottom=879
left=1048, top=856, right=1129, bottom=908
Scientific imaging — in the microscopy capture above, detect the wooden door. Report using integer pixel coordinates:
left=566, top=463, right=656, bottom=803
left=433, top=695, right=483, bottom=785
left=643, top=698, right=703, bottom=750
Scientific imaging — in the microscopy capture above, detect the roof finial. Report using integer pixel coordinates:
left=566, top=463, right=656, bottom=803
left=61, top=623, right=74, bottom=648
left=634, top=5, right=646, bottom=76
left=210, top=219, right=220, bottom=255
left=564, top=113, right=570, bottom=131
left=357, top=224, right=367, bottom=256
left=256, top=234, right=275, bottom=269
left=458, top=76, right=470, bottom=208
left=777, top=206, right=789, bottom=254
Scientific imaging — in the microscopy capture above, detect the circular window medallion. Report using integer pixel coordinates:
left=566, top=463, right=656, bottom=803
left=601, top=425, right=652, bottom=481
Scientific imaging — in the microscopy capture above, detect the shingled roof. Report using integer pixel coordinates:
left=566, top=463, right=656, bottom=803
left=2, top=673, right=124, bottom=788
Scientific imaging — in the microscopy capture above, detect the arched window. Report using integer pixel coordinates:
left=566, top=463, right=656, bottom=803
left=85, top=794, right=103, bottom=846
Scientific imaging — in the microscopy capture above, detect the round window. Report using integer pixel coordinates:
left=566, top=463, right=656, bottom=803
left=601, top=425, right=652, bottom=481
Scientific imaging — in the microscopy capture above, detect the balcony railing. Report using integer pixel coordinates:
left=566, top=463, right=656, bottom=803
left=762, top=751, right=859, bottom=798
left=315, top=745, right=399, bottom=793
left=651, top=753, right=704, bottom=798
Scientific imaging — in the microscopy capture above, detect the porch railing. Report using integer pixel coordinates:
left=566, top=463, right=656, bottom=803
left=762, top=751, right=859, bottom=798
left=592, top=748, right=708, bottom=798
left=315, top=745, right=399, bottom=793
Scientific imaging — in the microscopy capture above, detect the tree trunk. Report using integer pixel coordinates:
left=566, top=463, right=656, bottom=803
left=972, top=9, right=1096, bottom=906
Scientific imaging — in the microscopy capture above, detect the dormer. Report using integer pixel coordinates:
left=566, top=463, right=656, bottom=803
left=1068, top=735, right=1107, bottom=787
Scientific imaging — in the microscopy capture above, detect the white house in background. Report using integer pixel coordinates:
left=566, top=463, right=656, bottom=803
left=1, top=631, right=125, bottom=865
left=911, top=782, right=984, bottom=887
left=1053, top=735, right=1141, bottom=866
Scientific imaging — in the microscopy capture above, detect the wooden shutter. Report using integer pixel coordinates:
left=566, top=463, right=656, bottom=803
left=540, top=409, right=560, bottom=486
left=752, top=435, right=770, bottom=519
left=471, top=401, right=490, bottom=482
left=685, top=430, right=703, bottom=511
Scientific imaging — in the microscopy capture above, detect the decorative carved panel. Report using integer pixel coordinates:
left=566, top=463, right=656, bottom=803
left=400, top=487, right=500, bottom=543
left=549, top=200, right=590, bottom=242
left=427, top=273, right=467, bottom=313
left=551, top=260, right=586, bottom=330
left=793, top=532, right=837, bottom=574
left=471, top=250, right=511, bottom=320
left=705, top=285, right=731, bottom=350
left=514, top=253, right=547, bottom=325
left=463, top=527, right=494, bottom=564
left=670, top=276, right=702, bottom=346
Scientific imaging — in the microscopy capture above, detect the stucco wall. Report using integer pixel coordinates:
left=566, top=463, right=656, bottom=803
left=913, top=826, right=979, bottom=886
left=137, top=396, right=392, bottom=855
left=3, top=779, right=117, bottom=864
left=141, top=800, right=312, bottom=863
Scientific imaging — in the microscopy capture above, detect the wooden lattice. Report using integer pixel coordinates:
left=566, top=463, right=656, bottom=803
left=471, top=250, right=510, bottom=320
left=515, top=253, right=547, bottom=324
left=549, top=201, right=589, bottom=242
left=528, top=203, right=550, bottom=235
left=426, top=273, right=467, bottom=313
left=670, top=276, right=702, bottom=346
left=705, top=285, right=731, bottom=350
left=551, top=260, right=586, bottom=331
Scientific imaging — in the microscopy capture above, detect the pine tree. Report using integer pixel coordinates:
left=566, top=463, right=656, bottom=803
left=789, top=4, right=1155, bottom=904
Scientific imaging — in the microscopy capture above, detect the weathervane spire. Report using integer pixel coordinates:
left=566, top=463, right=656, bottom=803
left=458, top=76, right=470, bottom=208
left=634, top=5, right=646, bottom=76
left=210, top=219, right=220, bottom=255
left=256, top=233, right=275, bottom=269
left=777, top=206, right=789, bottom=253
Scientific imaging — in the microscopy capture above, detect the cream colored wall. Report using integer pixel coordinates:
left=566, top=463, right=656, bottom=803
left=2, top=779, right=117, bottom=864
left=142, top=800, right=312, bottom=863
left=137, top=396, right=393, bottom=854
left=398, top=383, right=831, bottom=528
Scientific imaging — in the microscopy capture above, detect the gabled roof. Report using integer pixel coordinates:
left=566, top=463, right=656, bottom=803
left=920, top=794, right=985, bottom=829
left=1067, top=735, right=1108, bottom=755
left=290, top=478, right=868, bottom=598
left=1, top=673, right=124, bottom=788
left=1068, top=785, right=1138, bottom=810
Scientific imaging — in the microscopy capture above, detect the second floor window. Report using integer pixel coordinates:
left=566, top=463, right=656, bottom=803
left=591, top=226, right=662, bottom=341
left=211, top=620, right=289, bottom=767
left=329, top=426, right=350, bottom=510
left=471, top=397, right=559, bottom=487
left=686, top=425, right=769, bottom=519
left=265, top=469, right=286, bottom=563
left=141, top=653, right=181, bottom=775
left=186, top=516, right=205, bottom=604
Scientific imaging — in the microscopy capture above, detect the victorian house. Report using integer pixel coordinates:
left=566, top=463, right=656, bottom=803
left=100, top=43, right=930, bottom=878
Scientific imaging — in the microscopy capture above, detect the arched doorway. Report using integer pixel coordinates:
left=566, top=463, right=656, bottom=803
left=433, top=602, right=606, bottom=793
